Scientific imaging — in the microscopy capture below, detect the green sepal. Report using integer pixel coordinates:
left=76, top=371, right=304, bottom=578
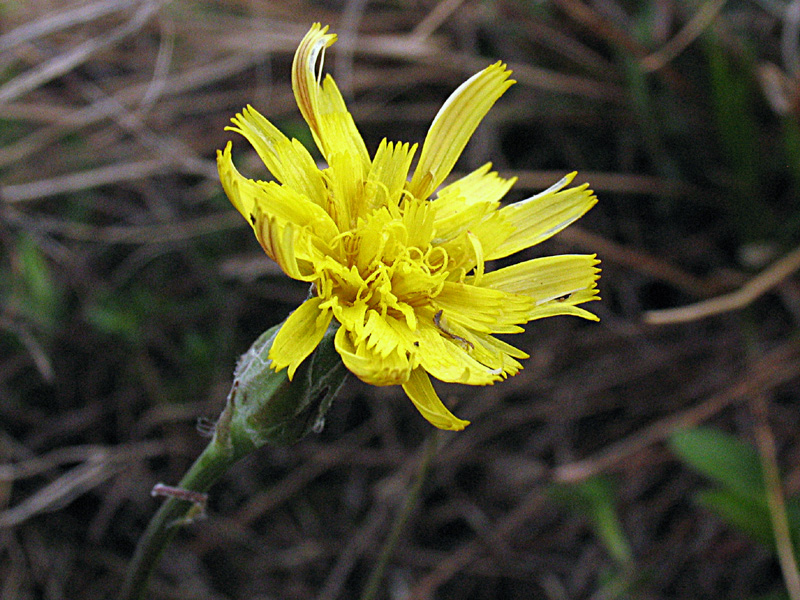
left=215, top=320, right=348, bottom=455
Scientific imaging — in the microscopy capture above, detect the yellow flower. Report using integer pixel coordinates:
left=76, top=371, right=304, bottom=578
left=217, top=23, right=600, bottom=431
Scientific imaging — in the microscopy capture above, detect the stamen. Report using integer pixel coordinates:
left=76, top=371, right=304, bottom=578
left=426, top=246, right=448, bottom=272
left=466, top=231, right=485, bottom=286
left=397, top=188, right=413, bottom=207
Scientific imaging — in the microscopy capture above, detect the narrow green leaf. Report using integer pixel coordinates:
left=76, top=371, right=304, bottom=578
left=549, top=476, right=633, bottom=567
left=697, top=489, right=774, bottom=547
left=704, top=35, right=775, bottom=241
left=17, top=234, right=59, bottom=331
left=669, top=427, right=765, bottom=500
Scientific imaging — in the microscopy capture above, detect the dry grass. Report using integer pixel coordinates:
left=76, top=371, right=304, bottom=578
left=2, top=1, right=800, bottom=598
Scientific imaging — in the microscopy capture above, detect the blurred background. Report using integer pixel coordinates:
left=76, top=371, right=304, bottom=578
left=3, top=0, right=800, bottom=598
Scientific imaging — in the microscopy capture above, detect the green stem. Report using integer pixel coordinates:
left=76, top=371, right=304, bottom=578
left=119, top=436, right=242, bottom=600
left=120, top=319, right=348, bottom=599
left=360, top=429, right=439, bottom=600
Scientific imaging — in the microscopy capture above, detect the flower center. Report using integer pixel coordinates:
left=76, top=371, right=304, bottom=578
left=315, top=202, right=449, bottom=331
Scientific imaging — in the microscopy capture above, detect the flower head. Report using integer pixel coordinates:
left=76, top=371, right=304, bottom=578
left=217, top=24, right=600, bottom=431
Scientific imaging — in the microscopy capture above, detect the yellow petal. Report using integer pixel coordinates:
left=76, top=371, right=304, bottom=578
left=219, top=145, right=335, bottom=281
left=218, top=142, right=339, bottom=240
left=408, top=62, right=515, bottom=200
left=402, top=198, right=436, bottom=250
left=226, top=105, right=327, bottom=205
left=401, top=368, right=470, bottom=430
left=252, top=216, right=316, bottom=281
left=432, top=201, right=497, bottom=245
left=326, top=149, right=365, bottom=230
left=365, top=139, right=417, bottom=212
left=324, top=295, right=366, bottom=339
left=388, top=256, right=447, bottom=304
left=292, top=24, right=370, bottom=171
left=477, top=254, right=600, bottom=303
left=434, top=162, right=517, bottom=211
left=217, top=142, right=260, bottom=225
left=486, top=173, right=597, bottom=260
left=471, top=331, right=529, bottom=360
left=292, top=24, right=335, bottom=145
left=465, top=231, right=485, bottom=285
left=435, top=282, right=532, bottom=333
left=525, top=297, right=601, bottom=322
left=334, top=326, right=412, bottom=386
left=317, top=75, right=371, bottom=167
left=269, top=297, right=333, bottom=379
left=413, top=323, right=503, bottom=385
left=476, top=254, right=600, bottom=322
left=430, top=164, right=517, bottom=249
left=362, top=310, right=411, bottom=358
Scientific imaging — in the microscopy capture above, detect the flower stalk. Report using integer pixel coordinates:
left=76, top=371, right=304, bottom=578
left=124, top=20, right=602, bottom=598
left=119, top=430, right=239, bottom=600
left=121, top=320, right=349, bottom=600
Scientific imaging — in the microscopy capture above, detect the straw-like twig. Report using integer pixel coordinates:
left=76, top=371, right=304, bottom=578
left=644, top=244, right=800, bottom=325
left=0, top=0, right=164, bottom=103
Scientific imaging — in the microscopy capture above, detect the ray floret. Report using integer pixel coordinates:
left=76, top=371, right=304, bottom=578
left=217, top=23, right=601, bottom=430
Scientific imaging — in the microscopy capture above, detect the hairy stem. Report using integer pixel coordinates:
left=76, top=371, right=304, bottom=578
left=119, top=436, right=240, bottom=600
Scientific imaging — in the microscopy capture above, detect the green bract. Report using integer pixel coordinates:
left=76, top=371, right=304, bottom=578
left=218, top=320, right=349, bottom=453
